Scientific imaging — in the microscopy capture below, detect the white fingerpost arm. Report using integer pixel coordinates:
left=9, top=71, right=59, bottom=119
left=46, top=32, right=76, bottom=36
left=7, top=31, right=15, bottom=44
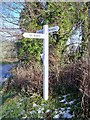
left=43, top=25, right=49, bottom=100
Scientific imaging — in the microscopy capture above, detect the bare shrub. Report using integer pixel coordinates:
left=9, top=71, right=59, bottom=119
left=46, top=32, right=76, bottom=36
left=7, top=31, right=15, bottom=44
left=8, top=62, right=43, bottom=96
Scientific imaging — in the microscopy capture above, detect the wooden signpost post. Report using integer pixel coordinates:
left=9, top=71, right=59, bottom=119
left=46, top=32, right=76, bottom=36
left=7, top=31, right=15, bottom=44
left=23, top=25, right=59, bottom=100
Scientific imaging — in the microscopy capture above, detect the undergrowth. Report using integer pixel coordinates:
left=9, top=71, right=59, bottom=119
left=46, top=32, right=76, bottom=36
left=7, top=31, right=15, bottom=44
left=0, top=82, right=85, bottom=120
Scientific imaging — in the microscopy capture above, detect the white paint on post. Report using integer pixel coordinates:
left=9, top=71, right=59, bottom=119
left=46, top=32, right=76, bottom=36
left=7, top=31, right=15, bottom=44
left=43, top=25, right=49, bottom=100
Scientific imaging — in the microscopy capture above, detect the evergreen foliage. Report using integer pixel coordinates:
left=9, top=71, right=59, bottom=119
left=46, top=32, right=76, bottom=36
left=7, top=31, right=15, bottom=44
left=17, top=2, right=88, bottom=63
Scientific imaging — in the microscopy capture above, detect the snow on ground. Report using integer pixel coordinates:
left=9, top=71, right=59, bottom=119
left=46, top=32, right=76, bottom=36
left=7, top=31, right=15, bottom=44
left=58, top=94, right=75, bottom=119
left=54, top=113, right=60, bottom=119
left=53, top=108, right=74, bottom=119
left=62, top=109, right=74, bottom=119
left=60, top=99, right=66, bottom=103
left=30, top=94, right=75, bottom=119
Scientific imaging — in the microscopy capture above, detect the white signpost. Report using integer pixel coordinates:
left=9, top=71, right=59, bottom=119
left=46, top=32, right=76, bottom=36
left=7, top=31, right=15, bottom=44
left=23, top=25, right=59, bottom=100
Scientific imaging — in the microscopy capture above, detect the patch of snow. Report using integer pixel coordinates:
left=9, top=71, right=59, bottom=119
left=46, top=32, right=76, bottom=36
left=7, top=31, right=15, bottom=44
left=45, top=109, right=51, bottom=113
left=65, top=101, right=68, bottom=104
left=59, top=94, right=70, bottom=99
left=62, top=110, right=74, bottom=119
left=38, top=109, right=42, bottom=114
left=37, top=107, right=44, bottom=114
left=33, top=103, right=38, bottom=107
left=30, top=110, right=36, bottom=114
left=63, top=94, right=70, bottom=98
left=60, top=99, right=66, bottom=103
left=69, top=100, right=74, bottom=105
left=17, top=102, right=22, bottom=106
left=41, top=103, right=46, bottom=106
left=61, top=108, right=65, bottom=111
left=37, top=109, right=42, bottom=114
left=63, top=95, right=67, bottom=98
left=54, top=109, right=58, bottom=114
left=63, top=113, right=73, bottom=118
left=22, top=114, right=27, bottom=119
left=67, top=107, right=71, bottom=110
left=17, top=102, right=22, bottom=105
left=58, top=96, right=63, bottom=99
left=53, top=114, right=60, bottom=119
left=40, top=107, right=44, bottom=111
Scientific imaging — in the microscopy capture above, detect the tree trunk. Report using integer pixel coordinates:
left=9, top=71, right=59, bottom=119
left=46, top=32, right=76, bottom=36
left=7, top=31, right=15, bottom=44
left=81, top=2, right=90, bottom=118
